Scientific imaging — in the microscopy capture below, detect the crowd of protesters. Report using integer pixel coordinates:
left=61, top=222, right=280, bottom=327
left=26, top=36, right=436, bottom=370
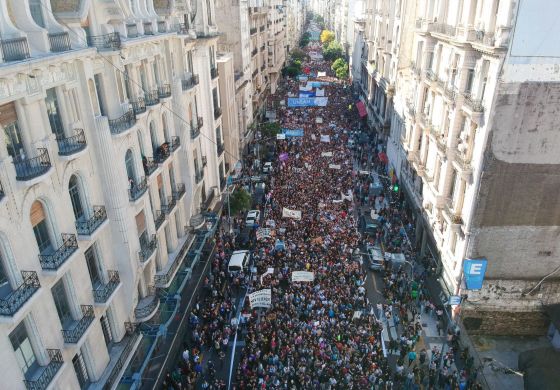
left=162, top=37, right=484, bottom=390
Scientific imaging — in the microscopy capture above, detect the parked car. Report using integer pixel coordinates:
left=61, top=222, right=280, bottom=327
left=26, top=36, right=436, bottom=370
left=367, top=245, right=385, bottom=271
left=245, top=210, right=261, bottom=227
left=359, top=214, right=379, bottom=236
left=237, top=227, right=255, bottom=249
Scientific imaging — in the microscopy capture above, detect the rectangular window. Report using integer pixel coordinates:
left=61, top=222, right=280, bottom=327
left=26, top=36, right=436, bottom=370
left=215, top=126, right=222, bottom=143
left=51, top=279, right=73, bottom=327
left=100, top=314, right=113, bottom=349
left=84, top=246, right=102, bottom=288
left=115, top=71, right=125, bottom=103
left=33, top=220, right=52, bottom=254
left=10, top=321, right=38, bottom=379
left=29, top=0, right=45, bottom=27
left=94, top=74, right=106, bottom=116
left=69, top=180, right=84, bottom=221
left=0, top=254, right=12, bottom=298
left=4, top=121, right=24, bottom=159
left=465, top=69, right=475, bottom=94
left=45, top=88, right=65, bottom=139
left=72, top=350, right=90, bottom=389
left=212, top=88, right=219, bottom=109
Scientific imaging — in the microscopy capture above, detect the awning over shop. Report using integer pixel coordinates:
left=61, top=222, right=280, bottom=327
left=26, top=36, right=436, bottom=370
left=356, top=101, right=367, bottom=118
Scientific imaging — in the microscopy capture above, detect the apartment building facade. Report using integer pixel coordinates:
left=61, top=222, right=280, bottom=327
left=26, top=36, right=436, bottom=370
left=355, top=0, right=560, bottom=335
left=0, top=0, right=231, bottom=388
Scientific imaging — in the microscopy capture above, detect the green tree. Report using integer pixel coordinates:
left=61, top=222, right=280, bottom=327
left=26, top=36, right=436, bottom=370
left=260, top=122, right=281, bottom=137
left=291, top=48, right=307, bottom=62
left=323, top=41, right=344, bottom=61
left=299, top=32, right=311, bottom=48
left=331, top=58, right=348, bottom=79
left=320, top=30, right=335, bottom=44
left=331, top=58, right=346, bottom=72
left=229, top=188, right=252, bottom=215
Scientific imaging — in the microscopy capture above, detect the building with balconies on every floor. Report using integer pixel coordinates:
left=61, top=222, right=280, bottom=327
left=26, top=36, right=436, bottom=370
left=382, top=0, right=560, bottom=336
left=0, top=0, right=230, bottom=388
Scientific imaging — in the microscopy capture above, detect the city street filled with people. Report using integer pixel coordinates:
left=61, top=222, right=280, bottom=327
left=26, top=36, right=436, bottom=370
left=162, top=33, right=484, bottom=390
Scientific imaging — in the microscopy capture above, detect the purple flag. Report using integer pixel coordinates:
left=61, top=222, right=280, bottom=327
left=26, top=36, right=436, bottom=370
left=279, top=153, right=289, bottom=162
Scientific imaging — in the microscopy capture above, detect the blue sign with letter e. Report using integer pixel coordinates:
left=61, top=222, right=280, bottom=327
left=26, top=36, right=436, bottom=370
left=463, top=258, right=488, bottom=290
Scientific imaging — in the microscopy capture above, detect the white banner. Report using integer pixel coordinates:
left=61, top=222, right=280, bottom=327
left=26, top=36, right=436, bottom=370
left=291, top=271, right=315, bottom=282
left=329, top=164, right=341, bottom=170
left=282, top=207, right=302, bottom=220
left=256, top=228, right=271, bottom=241
left=321, top=151, right=333, bottom=157
left=260, top=267, right=274, bottom=283
left=300, top=83, right=313, bottom=91
left=276, top=133, right=286, bottom=140
left=249, top=289, right=272, bottom=308
left=316, top=117, right=323, bottom=123
left=316, top=88, right=325, bottom=97
left=266, top=219, right=276, bottom=228
left=318, top=71, right=327, bottom=77
left=311, top=134, right=317, bottom=141
left=320, top=135, right=331, bottom=143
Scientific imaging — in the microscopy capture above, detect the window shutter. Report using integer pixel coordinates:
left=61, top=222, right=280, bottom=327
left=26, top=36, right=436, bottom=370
left=135, top=211, right=146, bottom=234
left=30, top=201, right=46, bottom=227
left=0, top=102, right=18, bottom=126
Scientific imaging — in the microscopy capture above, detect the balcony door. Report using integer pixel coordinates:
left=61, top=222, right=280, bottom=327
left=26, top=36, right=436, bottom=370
left=45, top=88, right=65, bottom=139
left=68, top=175, right=85, bottom=222
left=84, top=245, right=102, bottom=289
left=51, top=279, right=73, bottom=328
left=2, top=102, right=25, bottom=159
left=10, top=321, right=39, bottom=380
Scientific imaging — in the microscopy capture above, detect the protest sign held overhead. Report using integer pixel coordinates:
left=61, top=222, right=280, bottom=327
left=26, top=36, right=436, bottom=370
left=248, top=289, right=272, bottom=309
left=292, top=271, right=315, bottom=282
left=282, top=207, right=302, bottom=220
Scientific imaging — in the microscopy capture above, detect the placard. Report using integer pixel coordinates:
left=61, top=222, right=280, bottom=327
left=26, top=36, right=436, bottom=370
left=249, top=289, right=272, bottom=308
left=329, top=164, right=341, bottom=169
left=282, top=207, right=302, bottom=220
left=291, top=271, right=315, bottom=282
left=321, top=151, right=333, bottom=157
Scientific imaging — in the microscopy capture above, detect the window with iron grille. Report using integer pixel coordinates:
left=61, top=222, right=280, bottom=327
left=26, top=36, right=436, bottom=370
left=72, top=349, right=90, bottom=389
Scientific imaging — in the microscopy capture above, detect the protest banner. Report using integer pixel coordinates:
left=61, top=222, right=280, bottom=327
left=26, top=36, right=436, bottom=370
left=316, top=117, right=323, bottom=123
left=316, top=88, right=325, bottom=97
left=291, top=271, right=315, bottom=282
left=276, top=133, right=286, bottom=140
left=256, top=228, right=271, bottom=241
left=282, top=128, right=304, bottom=137
left=260, top=268, right=274, bottom=283
left=321, top=151, right=333, bottom=157
left=317, top=71, right=326, bottom=77
left=266, top=219, right=276, bottom=228
left=249, top=289, right=272, bottom=309
left=282, top=207, right=302, bottom=220
left=329, top=164, right=341, bottom=169
left=320, top=135, right=331, bottom=143
left=287, top=97, right=329, bottom=107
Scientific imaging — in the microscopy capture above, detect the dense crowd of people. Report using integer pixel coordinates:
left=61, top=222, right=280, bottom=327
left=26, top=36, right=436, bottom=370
left=162, top=37, right=484, bottom=390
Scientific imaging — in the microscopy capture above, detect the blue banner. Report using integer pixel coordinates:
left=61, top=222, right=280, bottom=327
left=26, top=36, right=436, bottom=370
left=463, top=258, right=488, bottom=290
left=310, top=81, right=329, bottom=88
left=299, top=91, right=315, bottom=98
left=297, top=75, right=308, bottom=81
left=287, top=97, right=328, bottom=107
left=282, top=128, right=304, bottom=137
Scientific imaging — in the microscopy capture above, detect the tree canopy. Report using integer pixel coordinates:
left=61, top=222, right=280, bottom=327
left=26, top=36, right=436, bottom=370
left=331, top=58, right=349, bottom=79
left=229, top=188, right=252, bottom=215
left=320, top=30, right=335, bottom=44
left=323, top=40, right=344, bottom=61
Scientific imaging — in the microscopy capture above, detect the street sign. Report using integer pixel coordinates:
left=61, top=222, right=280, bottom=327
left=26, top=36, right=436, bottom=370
left=448, top=295, right=462, bottom=306
left=463, top=258, right=488, bottom=290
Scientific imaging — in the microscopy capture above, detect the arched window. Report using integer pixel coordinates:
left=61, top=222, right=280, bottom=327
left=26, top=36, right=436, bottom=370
left=125, top=149, right=136, bottom=182
left=30, top=201, right=53, bottom=255
left=68, top=175, right=85, bottom=221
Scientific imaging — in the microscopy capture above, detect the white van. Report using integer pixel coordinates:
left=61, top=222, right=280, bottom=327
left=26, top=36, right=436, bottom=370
left=228, top=250, right=251, bottom=273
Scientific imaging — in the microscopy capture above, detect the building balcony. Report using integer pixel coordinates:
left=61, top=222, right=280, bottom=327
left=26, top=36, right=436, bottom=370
left=138, top=235, right=157, bottom=263
left=250, top=27, right=258, bottom=35
left=425, top=69, right=437, bottom=83
left=0, top=271, right=40, bottom=317
left=462, top=92, right=484, bottom=112
left=126, top=23, right=139, bottom=38
left=169, top=136, right=180, bottom=153
left=108, top=109, right=136, bottom=135
left=48, top=32, right=71, bottom=52
left=431, top=23, right=457, bottom=37
left=86, top=32, right=121, bottom=51
left=443, top=85, right=458, bottom=102
left=454, top=152, right=473, bottom=174
left=129, top=176, right=148, bottom=201
left=142, top=157, right=158, bottom=177
left=38, top=234, right=78, bottom=271
left=472, top=30, right=496, bottom=46
left=61, top=305, right=95, bottom=344
left=445, top=202, right=464, bottom=226
left=93, top=271, right=120, bottom=304
left=173, top=183, right=186, bottom=200
left=75, top=206, right=108, bottom=236
left=214, top=106, right=222, bottom=119
left=182, top=74, right=199, bottom=91
left=195, top=170, right=204, bottom=184
left=157, top=21, right=167, bottom=33
left=56, top=129, right=87, bottom=157
left=197, top=117, right=204, bottom=129
left=162, top=196, right=176, bottom=214
left=190, top=126, right=201, bottom=139
left=145, top=90, right=160, bottom=106
left=211, top=67, right=219, bottom=79
left=143, top=22, right=154, bottom=35
left=131, top=97, right=147, bottom=115
left=1, top=37, right=31, bottom=62
left=154, top=210, right=166, bottom=230
left=154, top=143, right=171, bottom=164
left=154, top=234, right=193, bottom=288
left=134, top=288, right=159, bottom=322
left=158, top=84, right=172, bottom=99
left=14, top=148, right=51, bottom=181
left=260, top=26, right=265, bottom=32
left=216, top=142, right=225, bottom=156
left=23, top=349, right=64, bottom=390
left=252, top=48, right=258, bottom=56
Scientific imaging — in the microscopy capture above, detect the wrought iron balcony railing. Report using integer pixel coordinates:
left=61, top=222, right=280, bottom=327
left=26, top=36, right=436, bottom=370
left=214, top=106, right=222, bottom=119
left=163, top=195, right=176, bottom=214
left=157, top=21, right=167, bottom=33
left=154, top=236, right=192, bottom=286
left=216, top=142, right=224, bottom=156
left=108, top=109, right=136, bottom=135
left=134, top=288, right=159, bottom=320
left=131, top=97, right=146, bottom=115
left=1, top=37, right=30, bottom=62
left=142, top=157, right=158, bottom=177
left=210, top=67, right=219, bottom=79
left=250, top=27, right=257, bottom=35
left=154, top=143, right=171, bottom=164
left=145, top=90, right=160, bottom=106
left=75, top=206, right=107, bottom=236
left=154, top=210, right=165, bottom=230
left=182, top=74, right=200, bottom=91
left=139, top=235, right=157, bottom=263
left=61, top=305, right=95, bottom=343
left=14, top=148, right=51, bottom=181
left=38, top=234, right=78, bottom=271
left=93, top=271, right=120, bottom=304
left=462, top=92, right=484, bottom=112
left=23, top=349, right=63, bottom=390
left=173, top=183, right=186, bottom=199
left=56, top=129, right=87, bottom=156
left=48, top=32, right=71, bottom=52
left=190, top=126, right=200, bottom=139
left=197, top=117, right=204, bottom=129
left=129, top=176, right=148, bottom=201
left=202, top=156, right=207, bottom=167
left=0, top=271, right=40, bottom=316
left=195, top=170, right=204, bottom=184
left=158, top=84, right=172, bottom=99
left=169, top=136, right=180, bottom=152
left=86, top=32, right=121, bottom=51
left=103, top=329, right=140, bottom=389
